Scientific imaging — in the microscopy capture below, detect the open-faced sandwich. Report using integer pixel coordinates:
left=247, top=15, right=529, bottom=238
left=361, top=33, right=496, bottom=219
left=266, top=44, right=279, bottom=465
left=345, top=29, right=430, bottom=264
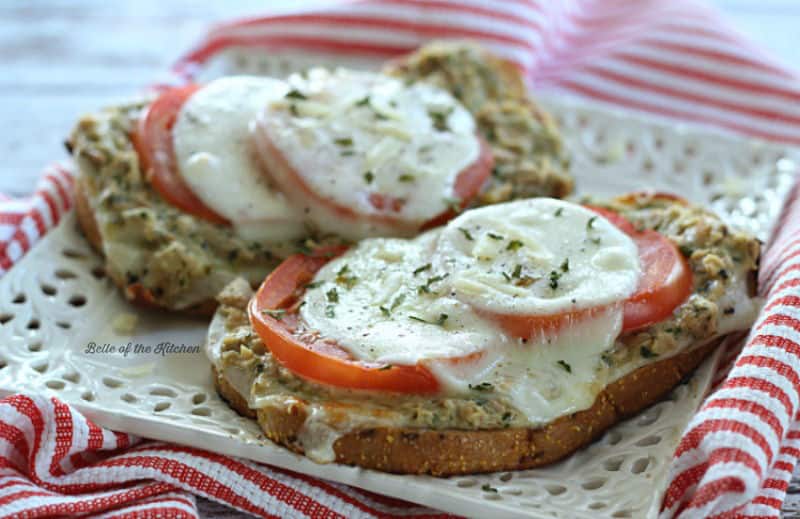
left=67, top=42, right=571, bottom=313
left=207, top=192, right=760, bottom=475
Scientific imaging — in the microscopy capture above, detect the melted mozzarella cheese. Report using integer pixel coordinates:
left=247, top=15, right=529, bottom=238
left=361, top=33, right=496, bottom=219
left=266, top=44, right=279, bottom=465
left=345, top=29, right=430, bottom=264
left=298, top=199, right=642, bottom=426
left=300, top=233, right=505, bottom=364
left=253, top=68, right=481, bottom=240
left=428, top=307, right=621, bottom=423
left=434, top=198, right=641, bottom=315
left=172, top=76, right=306, bottom=242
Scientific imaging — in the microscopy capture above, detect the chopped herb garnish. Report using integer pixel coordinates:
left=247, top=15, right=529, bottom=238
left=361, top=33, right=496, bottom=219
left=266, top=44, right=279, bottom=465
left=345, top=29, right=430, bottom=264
left=335, top=265, right=358, bottom=289
left=355, top=95, right=370, bottom=107
left=502, top=412, right=513, bottom=423
left=428, top=107, right=453, bottom=131
left=723, top=307, right=735, bottom=315
left=555, top=207, right=564, bottom=217
left=379, top=306, right=391, bottom=317
left=340, top=150, right=355, bottom=156
left=506, top=240, right=523, bottom=251
left=481, top=484, right=498, bottom=493
left=560, top=258, right=570, bottom=272
left=557, top=360, right=572, bottom=373
left=364, top=171, right=374, bottom=184
left=469, top=382, right=494, bottom=391
left=549, top=270, right=561, bottom=290
left=590, top=237, right=602, bottom=245
left=413, top=263, right=432, bottom=276
left=512, top=264, right=522, bottom=279
left=666, top=326, right=683, bottom=336
left=459, top=228, right=474, bottom=241
left=334, top=137, right=353, bottom=147
left=409, top=313, right=448, bottom=326
left=587, top=216, right=598, bottom=230
left=289, top=103, right=299, bottom=117
left=487, top=232, right=504, bottom=240
left=418, top=274, right=449, bottom=294
left=444, top=196, right=463, bottom=213
left=262, top=309, right=286, bottom=320
left=326, top=288, right=339, bottom=303
left=390, top=293, right=405, bottom=310
left=640, top=346, right=658, bottom=358
left=285, top=89, right=307, bottom=100
left=325, top=305, right=335, bottom=318
left=398, top=174, right=415, bottom=183
left=501, top=271, right=511, bottom=282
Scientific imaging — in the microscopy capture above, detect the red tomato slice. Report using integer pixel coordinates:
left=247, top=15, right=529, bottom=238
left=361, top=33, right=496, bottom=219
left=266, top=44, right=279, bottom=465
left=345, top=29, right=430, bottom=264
left=482, top=206, right=693, bottom=338
left=254, top=126, right=493, bottom=232
left=134, top=85, right=230, bottom=226
left=482, top=306, right=611, bottom=340
left=621, top=228, right=693, bottom=331
left=249, top=250, right=441, bottom=394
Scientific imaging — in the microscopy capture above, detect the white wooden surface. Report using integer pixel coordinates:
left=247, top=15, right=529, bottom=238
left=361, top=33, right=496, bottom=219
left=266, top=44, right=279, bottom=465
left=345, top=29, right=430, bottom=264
left=2, top=1, right=800, bottom=517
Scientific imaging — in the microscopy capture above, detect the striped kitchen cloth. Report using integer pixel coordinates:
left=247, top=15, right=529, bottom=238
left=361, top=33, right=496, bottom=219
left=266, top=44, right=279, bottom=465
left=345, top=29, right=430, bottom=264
left=2, top=0, right=800, bottom=517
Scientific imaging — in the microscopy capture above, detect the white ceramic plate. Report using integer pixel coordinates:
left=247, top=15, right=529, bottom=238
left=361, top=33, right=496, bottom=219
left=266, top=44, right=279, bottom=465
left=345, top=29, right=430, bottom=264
left=0, top=49, right=797, bottom=518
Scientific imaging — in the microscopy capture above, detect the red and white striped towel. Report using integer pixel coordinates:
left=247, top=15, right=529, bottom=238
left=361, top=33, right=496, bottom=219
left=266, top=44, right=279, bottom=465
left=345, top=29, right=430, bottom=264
left=2, top=1, right=800, bottom=517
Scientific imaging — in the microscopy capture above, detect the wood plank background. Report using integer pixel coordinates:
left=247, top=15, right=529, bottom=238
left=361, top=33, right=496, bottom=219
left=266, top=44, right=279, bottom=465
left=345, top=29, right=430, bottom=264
left=2, top=1, right=800, bottom=517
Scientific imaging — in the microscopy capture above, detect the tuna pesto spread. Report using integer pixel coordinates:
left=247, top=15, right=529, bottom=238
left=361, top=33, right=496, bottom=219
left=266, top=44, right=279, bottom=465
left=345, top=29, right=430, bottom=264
left=593, top=192, right=761, bottom=378
left=384, top=41, right=573, bottom=204
left=209, top=194, right=761, bottom=462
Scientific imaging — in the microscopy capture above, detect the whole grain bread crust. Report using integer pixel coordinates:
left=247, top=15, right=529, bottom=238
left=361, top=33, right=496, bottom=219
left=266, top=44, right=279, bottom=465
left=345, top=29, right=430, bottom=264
left=214, top=339, right=718, bottom=476
left=212, top=365, right=256, bottom=419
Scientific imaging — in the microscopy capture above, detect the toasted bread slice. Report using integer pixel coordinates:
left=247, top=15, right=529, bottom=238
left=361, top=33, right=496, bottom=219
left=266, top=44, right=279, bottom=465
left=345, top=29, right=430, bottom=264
left=209, top=192, right=760, bottom=475
left=213, top=338, right=716, bottom=475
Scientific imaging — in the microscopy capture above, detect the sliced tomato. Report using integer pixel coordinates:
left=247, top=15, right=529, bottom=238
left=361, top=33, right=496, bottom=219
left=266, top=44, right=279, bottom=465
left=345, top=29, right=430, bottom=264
left=621, top=228, right=693, bottom=331
left=249, top=250, right=441, bottom=394
left=616, top=191, right=689, bottom=206
left=254, top=125, right=493, bottom=232
left=134, top=85, right=230, bottom=225
left=482, top=207, right=693, bottom=338
left=483, top=305, right=611, bottom=340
